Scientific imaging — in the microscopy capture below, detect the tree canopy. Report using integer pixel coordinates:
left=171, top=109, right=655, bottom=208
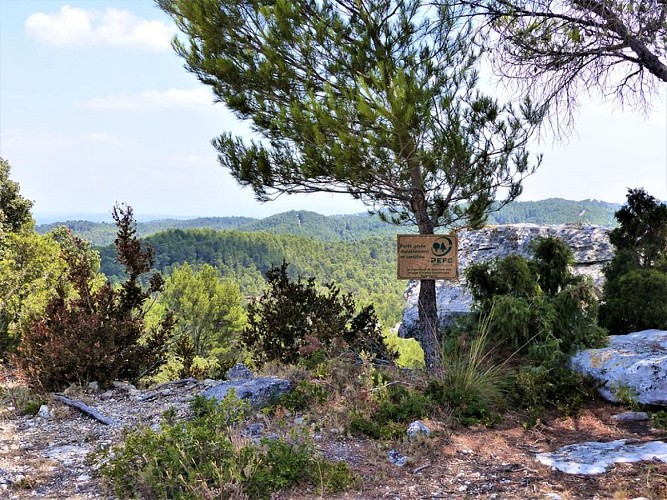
left=460, top=0, right=667, bottom=121
left=159, top=263, right=246, bottom=356
left=0, top=158, right=33, bottom=234
left=158, top=0, right=544, bottom=369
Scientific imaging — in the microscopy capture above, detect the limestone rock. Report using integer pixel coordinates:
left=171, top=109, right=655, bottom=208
left=536, top=439, right=667, bottom=474
left=570, top=330, right=667, bottom=406
left=203, top=377, right=292, bottom=410
left=407, top=420, right=431, bottom=439
left=388, top=448, right=408, bottom=466
left=226, top=363, right=253, bottom=381
left=37, top=405, right=50, bottom=419
left=400, top=224, right=612, bottom=337
left=611, top=411, right=650, bottom=423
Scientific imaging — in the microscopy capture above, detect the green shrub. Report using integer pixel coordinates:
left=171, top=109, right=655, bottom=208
left=465, top=236, right=605, bottom=357
left=100, top=391, right=355, bottom=499
left=511, top=363, right=595, bottom=427
left=462, top=236, right=605, bottom=424
left=531, top=235, right=574, bottom=296
left=242, top=262, right=396, bottom=367
left=277, top=380, right=330, bottom=412
left=601, top=188, right=667, bottom=334
left=602, top=268, right=667, bottom=334
left=348, top=382, right=434, bottom=439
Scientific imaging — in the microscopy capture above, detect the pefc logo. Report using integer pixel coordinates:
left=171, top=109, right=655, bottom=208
left=431, top=236, right=454, bottom=257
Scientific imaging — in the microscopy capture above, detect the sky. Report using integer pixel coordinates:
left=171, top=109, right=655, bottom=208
left=1, top=1, right=666, bottom=222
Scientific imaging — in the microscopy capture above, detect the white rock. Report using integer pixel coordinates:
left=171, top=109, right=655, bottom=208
left=38, top=405, right=50, bottom=419
left=611, top=411, right=650, bottom=422
left=536, top=439, right=667, bottom=475
left=406, top=420, right=430, bottom=439
left=571, top=330, right=667, bottom=406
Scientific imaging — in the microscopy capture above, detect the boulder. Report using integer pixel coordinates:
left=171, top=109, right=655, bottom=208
left=407, top=420, right=431, bottom=439
left=400, top=224, right=612, bottom=337
left=570, top=329, right=667, bottom=406
left=226, top=363, right=254, bottom=381
left=203, top=377, right=292, bottom=410
left=536, top=439, right=667, bottom=475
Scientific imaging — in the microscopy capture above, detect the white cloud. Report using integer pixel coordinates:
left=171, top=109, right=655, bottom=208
left=77, top=88, right=213, bottom=111
left=25, top=6, right=174, bottom=51
left=169, top=154, right=213, bottom=165
left=2, top=130, right=124, bottom=153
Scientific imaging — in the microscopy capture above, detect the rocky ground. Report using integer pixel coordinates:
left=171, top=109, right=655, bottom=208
left=2, top=364, right=667, bottom=500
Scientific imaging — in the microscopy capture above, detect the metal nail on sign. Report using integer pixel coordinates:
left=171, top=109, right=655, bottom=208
left=397, top=234, right=458, bottom=280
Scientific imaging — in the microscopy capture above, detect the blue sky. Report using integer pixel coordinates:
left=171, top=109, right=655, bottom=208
left=1, top=1, right=666, bottom=221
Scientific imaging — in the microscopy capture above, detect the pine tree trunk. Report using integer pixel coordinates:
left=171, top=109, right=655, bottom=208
left=417, top=278, right=441, bottom=371
left=409, top=172, right=443, bottom=372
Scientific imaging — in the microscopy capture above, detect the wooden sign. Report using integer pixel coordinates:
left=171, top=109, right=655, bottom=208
left=397, top=234, right=458, bottom=280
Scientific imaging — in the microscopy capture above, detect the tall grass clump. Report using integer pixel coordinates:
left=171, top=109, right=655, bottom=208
left=427, top=312, right=506, bottom=426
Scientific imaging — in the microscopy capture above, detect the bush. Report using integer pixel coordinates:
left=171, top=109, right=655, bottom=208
left=242, top=262, right=396, bottom=367
left=18, top=205, right=175, bottom=390
left=602, top=268, right=667, bottom=334
left=465, top=236, right=605, bottom=357
left=461, top=236, right=606, bottom=423
left=601, top=189, right=667, bottom=334
left=349, top=383, right=433, bottom=439
left=511, top=363, right=596, bottom=427
left=100, top=391, right=355, bottom=499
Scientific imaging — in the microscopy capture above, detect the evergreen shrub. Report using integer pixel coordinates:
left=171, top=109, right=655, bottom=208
left=100, top=391, right=355, bottom=499
left=241, top=262, right=396, bottom=367
left=462, top=236, right=606, bottom=422
left=601, top=189, right=667, bottom=334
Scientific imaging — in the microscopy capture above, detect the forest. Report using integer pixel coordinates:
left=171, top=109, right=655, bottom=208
left=37, top=198, right=614, bottom=329
left=36, top=198, right=620, bottom=247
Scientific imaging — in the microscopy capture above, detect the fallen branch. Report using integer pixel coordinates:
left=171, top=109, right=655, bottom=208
left=138, top=377, right=201, bottom=402
left=412, top=463, right=431, bottom=474
left=53, top=394, right=115, bottom=426
left=152, top=377, right=199, bottom=391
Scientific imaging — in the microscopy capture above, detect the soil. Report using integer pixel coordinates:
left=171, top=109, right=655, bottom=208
left=2, top=364, right=667, bottom=500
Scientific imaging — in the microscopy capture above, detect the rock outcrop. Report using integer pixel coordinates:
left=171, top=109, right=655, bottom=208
left=203, top=375, right=292, bottom=410
left=400, top=224, right=612, bottom=337
left=570, top=329, right=667, bottom=406
left=536, top=439, right=667, bottom=475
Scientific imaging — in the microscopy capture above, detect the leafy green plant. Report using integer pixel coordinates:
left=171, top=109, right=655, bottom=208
left=651, top=411, right=667, bottom=430
left=511, top=363, right=595, bottom=427
left=602, top=268, right=667, bottom=334
left=277, top=380, right=330, bottom=412
left=348, top=383, right=433, bottom=439
left=466, top=236, right=605, bottom=356
left=242, top=262, right=396, bottom=367
left=100, top=391, right=355, bottom=499
left=601, top=189, right=667, bottom=334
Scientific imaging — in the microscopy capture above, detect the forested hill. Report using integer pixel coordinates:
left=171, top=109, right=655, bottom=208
left=488, top=198, right=620, bottom=225
left=37, top=198, right=620, bottom=246
left=98, top=229, right=405, bottom=327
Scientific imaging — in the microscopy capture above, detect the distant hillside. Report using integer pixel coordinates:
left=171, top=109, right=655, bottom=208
left=36, top=216, right=256, bottom=246
left=488, top=198, right=620, bottom=226
left=98, top=229, right=405, bottom=327
left=36, top=199, right=620, bottom=246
